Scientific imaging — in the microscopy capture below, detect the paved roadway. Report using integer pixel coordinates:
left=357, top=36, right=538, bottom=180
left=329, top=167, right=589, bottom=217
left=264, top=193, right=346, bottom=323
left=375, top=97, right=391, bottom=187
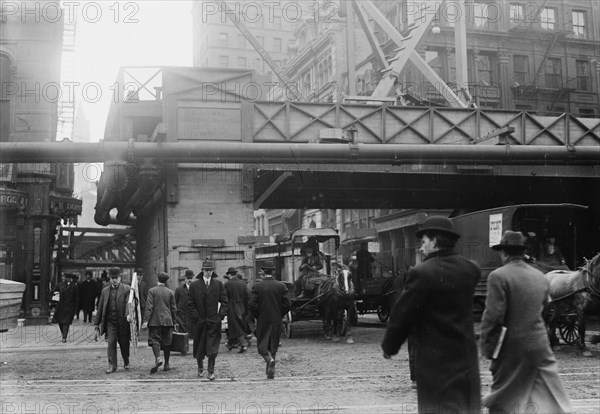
left=1, top=316, right=598, bottom=414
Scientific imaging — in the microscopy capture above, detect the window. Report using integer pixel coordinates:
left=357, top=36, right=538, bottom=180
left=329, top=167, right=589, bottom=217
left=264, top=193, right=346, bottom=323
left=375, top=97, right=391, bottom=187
left=510, top=3, right=524, bottom=23
left=545, top=58, right=562, bottom=88
left=425, top=50, right=443, bottom=77
left=473, top=3, right=489, bottom=28
left=572, top=10, right=587, bottom=39
left=576, top=60, right=590, bottom=91
left=513, top=55, right=530, bottom=84
left=273, top=38, right=282, bottom=52
left=476, top=54, right=495, bottom=85
left=540, top=8, right=556, bottom=30
left=579, top=108, right=596, bottom=118
left=237, top=56, right=247, bottom=68
left=218, top=32, right=228, bottom=47
left=237, top=34, right=246, bottom=48
left=218, top=55, right=229, bottom=68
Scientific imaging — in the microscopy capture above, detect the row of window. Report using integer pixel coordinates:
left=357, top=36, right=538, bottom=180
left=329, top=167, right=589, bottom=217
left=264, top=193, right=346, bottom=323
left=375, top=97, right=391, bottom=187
left=439, top=3, right=591, bottom=39
left=217, top=55, right=283, bottom=71
left=424, top=49, right=593, bottom=92
left=219, top=32, right=283, bottom=52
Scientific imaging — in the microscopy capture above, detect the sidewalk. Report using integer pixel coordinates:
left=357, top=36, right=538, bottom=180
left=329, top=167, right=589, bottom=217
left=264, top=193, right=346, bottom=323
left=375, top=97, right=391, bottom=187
left=0, top=319, right=148, bottom=353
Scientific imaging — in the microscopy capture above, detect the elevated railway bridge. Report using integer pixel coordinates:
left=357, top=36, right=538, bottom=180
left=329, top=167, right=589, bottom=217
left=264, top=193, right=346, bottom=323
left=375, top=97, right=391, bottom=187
left=1, top=67, right=599, bottom=286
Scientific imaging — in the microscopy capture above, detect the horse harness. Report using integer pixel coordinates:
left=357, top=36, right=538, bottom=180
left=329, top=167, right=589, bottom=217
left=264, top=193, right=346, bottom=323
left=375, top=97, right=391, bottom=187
left=549, top=259, right=600, bottom=303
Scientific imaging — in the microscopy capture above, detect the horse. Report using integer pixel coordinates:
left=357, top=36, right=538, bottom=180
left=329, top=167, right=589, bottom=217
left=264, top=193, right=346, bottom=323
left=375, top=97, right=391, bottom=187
left=317, top=266, right=356, bottom=344
left=544, top=253, right=600, bottom=357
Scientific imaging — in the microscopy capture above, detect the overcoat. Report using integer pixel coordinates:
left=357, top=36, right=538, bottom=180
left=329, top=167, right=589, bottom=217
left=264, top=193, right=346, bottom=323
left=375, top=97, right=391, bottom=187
left=174, top=283, right=190, bottom=331
left=250, top=276, right=291, bottom=356
left=144, top=284, right=177, bottom=327
left=94, top=283, right=131, bottom=338
left=187, top=278, right=228, bottom=358
left=224, top=277, right=249, bottom=339
left=480, top=259, right=572, bottom=413
left=78, top=279, right=97, bottom=313
left=54, top=281, right=79, bottom=325
left=381, top=249, right=481, bottom=414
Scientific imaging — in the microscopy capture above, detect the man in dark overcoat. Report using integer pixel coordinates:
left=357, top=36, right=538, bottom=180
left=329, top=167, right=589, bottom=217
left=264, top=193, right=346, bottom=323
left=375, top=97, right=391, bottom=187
left=481, top=231, right=572, bottom=413
left=53, top=273, right=79, bottom=343
left=174, top=269, right=194, bottom=333
left=381, top=216, right=481, bottom=414
left=144, top=272, right=177, bottom=373
left=187, top=260, right=228, bottom=381
left=78, top=271, right=97, bottom=323
left=224, top=267, right=250, bottom=352
left=250, top=261, right=291, bottom=379
left=95, top=267, right=131, bottom=373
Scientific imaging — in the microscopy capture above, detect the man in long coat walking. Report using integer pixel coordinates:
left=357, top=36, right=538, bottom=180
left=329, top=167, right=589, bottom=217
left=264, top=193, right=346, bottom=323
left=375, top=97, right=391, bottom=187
left=187, top=260, right=228, bottom=381
left=95, top=267, right=131, bottom=373
left=78, top=271, right=97, bottom=323
left=481, top=230, right=572, bottom=413
left=53, top=273, right=79, bottom=343
left=224, top=267, right=250, bottom=352
left=174, top=269, right=194, bottom=333
left=381, top=216, right=481, bottom=413
left=250, top=261, right=291, bottom=379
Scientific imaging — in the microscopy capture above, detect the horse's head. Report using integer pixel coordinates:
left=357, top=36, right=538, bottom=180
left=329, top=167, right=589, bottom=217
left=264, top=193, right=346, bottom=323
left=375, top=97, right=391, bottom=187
left=336, top=267, right=355, bottom=295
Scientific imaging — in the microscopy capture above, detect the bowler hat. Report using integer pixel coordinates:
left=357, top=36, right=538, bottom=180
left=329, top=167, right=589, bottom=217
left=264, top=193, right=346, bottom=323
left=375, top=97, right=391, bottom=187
left=108, top=267, right=122, bottom=277
left=201, top=260, right=215, bottom=269
left=184, top=269, right=194, bottom=278
left=226, top=267, right=237, bottom=275
left=415, top=216, right=461, bottom=239
left=261, top=261, right=276, bottom=270
left=492, top=230, right=528, bottom=251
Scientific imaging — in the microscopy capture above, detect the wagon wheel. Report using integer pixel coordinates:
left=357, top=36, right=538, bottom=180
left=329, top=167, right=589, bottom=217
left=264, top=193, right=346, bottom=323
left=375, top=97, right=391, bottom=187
left=282, top=311, right=293, bottom=339
left=558, top=314, right=580, bottom=346
left=377, top=304, right=390, bottom=323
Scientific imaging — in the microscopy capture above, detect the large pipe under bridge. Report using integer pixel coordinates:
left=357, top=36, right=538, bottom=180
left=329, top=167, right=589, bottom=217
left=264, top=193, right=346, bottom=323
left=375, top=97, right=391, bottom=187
left=1, top=141, right=599, bottom=165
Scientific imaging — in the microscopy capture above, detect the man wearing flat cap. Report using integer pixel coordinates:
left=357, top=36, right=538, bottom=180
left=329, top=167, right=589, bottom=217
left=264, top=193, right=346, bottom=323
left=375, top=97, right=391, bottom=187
left=224, top=267, right=250, bottom=352
left=187, top=260, right=228, bottom=381
left=381, top=216, right=481, bottom=413
left=250, top=260, right=291, bottom=379
left=95, top=267, right=132, bottom=373
left=481, top=230, right=572, bottom=414
left=174, top=269, right=194, bottom=333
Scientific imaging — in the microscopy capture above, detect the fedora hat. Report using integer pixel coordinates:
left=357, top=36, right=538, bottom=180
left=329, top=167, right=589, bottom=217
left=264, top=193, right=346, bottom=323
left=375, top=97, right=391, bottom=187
left=415, top=216, right=460, bottom=239
left=201, top=260, right=215, bottom=269
left=261, top=260, right=276, bottom=270
left=108, top=267, right=122, bottom=277
left=226, top=267, right=237, bottom=275
left=492, top=230, right=528, bottom=251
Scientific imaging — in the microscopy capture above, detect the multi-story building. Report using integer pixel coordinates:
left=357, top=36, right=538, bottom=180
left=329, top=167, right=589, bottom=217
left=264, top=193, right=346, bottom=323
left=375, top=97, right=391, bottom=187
left=270, top=0, right=600, bottom=272
left=192, top=0, right=303, bottom=80
left=0, top=2, right=81, bottom=321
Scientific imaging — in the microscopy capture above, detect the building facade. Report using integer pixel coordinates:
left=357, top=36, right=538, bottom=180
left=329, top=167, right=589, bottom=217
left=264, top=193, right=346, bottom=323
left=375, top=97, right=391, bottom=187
left=0, top=2, right=81, bottom=321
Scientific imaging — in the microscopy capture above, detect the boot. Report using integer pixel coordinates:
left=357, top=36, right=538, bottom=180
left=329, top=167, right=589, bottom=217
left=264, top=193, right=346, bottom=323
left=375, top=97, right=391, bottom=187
left=163, top=350, right=171, bottom=371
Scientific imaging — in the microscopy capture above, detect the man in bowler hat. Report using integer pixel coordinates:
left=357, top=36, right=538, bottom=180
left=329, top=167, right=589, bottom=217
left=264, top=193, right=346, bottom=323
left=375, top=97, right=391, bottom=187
left=95, top=267, right=132, bottom=373
left=187, top=260, right=228, bottom=381
left=174, top=269, right=194, bottom=333
left=224, top=267, right=250, bottom=352
left=143, top=272, right=177, bottom=373
left=381, top=216, right=481, bottom=413
left=250, top=261, right=291, bottom=379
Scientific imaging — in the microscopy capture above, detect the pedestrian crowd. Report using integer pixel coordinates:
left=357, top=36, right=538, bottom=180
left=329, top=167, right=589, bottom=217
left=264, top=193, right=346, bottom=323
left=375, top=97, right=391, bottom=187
left=51, top=216, right=575, bottom=412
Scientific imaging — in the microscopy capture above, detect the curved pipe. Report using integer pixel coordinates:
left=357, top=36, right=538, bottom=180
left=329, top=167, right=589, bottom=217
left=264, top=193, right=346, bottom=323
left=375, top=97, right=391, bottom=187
left=94, top=161, right=131, bottom=226
left=116, top=159, right=160, bottom=223
left=1, top=142, right=599, bottom=165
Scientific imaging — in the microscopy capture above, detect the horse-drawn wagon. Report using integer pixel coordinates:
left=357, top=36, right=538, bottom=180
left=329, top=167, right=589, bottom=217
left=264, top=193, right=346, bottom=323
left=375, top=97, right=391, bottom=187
left=452, top=203, right=599, bottom=353
left=255, top=228, right=357, bottom=340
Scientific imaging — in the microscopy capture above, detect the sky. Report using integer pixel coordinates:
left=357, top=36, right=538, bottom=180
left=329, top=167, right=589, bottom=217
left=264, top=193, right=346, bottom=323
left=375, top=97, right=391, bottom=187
left=72, top=1, right=193, bottom=140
